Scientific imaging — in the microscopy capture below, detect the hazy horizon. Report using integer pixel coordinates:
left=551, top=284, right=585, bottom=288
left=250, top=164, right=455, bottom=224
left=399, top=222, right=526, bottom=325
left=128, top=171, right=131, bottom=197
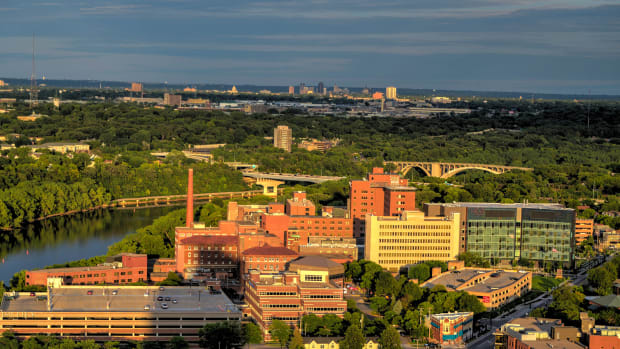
left=1, top=1, right=619, bottom=95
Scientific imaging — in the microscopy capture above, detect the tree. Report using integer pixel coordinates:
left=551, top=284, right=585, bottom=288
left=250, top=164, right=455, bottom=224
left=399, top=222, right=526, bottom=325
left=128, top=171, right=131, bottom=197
left=168, top=336, right=189, bottom=349
left=378, top=326, right=401, bottom=349
left=243, top=323, right=263, bottom=349
left=457, top=252, right=490, bottom=268
left=157, top=272, right=183, bottom=286
left=0, top=331, right=19, bottom=349
left=408, top=264, right=430, bottom=282
left=288, top=329, right=304, bottom=349
left=199, top=321, right=245, bottom=349
left=457, top=293, right=486, bottom=314
left=269, top=320, right=291, bottom=349
left=375, top=271, right=398, bottom=298
left=588, top=267, right=615, bottom=296
left=340, top=325, right=365, bottom=349
left=548, top=286, right=586, bottom=323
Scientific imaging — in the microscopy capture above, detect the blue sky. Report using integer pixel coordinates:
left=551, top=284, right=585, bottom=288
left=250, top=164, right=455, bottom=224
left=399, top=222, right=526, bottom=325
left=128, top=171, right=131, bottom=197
left=1, top=0, right=619, bottom=94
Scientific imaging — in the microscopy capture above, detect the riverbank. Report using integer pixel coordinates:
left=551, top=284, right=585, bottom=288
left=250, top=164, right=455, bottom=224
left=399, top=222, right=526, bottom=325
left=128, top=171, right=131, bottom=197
left=1, top=189, right=268, bottom=231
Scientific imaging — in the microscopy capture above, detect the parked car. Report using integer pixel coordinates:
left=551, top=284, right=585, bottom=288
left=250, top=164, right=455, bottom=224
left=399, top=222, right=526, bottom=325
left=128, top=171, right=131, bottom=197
left=157, top=296, right=164, bottom=301
left=161, top=303, right=168, bottom=309
left=87, top=290, right=93, bottom=295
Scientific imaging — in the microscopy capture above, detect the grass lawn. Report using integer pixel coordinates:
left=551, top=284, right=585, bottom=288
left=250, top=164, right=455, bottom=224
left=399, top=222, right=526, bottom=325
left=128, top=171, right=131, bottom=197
left=532, top=275, right=563, bottom=292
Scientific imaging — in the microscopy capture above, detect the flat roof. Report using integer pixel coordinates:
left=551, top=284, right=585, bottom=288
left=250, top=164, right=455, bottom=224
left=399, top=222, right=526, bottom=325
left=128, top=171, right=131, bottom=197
left=426, top=202, right=571, bottom=211
left=1, top=286, right=239, bottom=314
left=423, top=268, right=529, bottom=293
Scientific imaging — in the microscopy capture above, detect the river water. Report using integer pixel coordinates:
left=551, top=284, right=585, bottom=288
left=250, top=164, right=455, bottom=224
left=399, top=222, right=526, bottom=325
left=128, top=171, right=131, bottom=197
left=0, top=206, right=179, bottom=284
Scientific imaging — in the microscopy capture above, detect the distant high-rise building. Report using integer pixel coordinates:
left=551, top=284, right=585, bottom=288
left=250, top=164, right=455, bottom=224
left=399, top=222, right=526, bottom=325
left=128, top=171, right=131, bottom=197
left=361, top=87, right=370, bottom=95
left=274, top=125, right=292, bottom=152
left=163, top=93, right=182, bottom=107
left=288, top=86, right=295, bottom=94
left=317, top=82, right=324, bottom=95
left=306, top=86, right=314, bottom=94
left=333, top=84, right=341, bottom=93
left=372, top=92, right=384, bottom=99
left=386, top=86, right=397, bottom=100
left=130, top=82, right=143, bottom=93
left=299, top=83, right=306, bottom=95
left=0, top=80, right=7, bottom=87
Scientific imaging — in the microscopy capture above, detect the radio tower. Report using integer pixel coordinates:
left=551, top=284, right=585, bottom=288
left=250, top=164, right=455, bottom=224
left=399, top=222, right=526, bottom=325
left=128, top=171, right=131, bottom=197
left=29, top=33, right=38, bottom=107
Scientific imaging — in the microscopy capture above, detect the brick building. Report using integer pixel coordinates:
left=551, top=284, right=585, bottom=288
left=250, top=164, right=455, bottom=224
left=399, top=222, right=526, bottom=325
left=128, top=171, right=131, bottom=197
left=241, top=244, right=299, bottom=275
left=575, top=218, right=594, bottom=245
left=422, top=266, right=532, bottom=309
left=286, top=191, right=316, bottom=216
left=494, top=317, right=582, bottom=349
left=244, top=256, right=346, bottom=340
left=26, top=254, right=147, bottom=286
left=349, top=167, right=416, bottom=241
left=430, top=312, right=474, bottom=344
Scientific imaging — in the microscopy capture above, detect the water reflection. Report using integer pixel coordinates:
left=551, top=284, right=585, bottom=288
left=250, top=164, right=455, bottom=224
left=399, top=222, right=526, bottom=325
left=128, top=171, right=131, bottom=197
left=0, top=206, right=178, bottom=283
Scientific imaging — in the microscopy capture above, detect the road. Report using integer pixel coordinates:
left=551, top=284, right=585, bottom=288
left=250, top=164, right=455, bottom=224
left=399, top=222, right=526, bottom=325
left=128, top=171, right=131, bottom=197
left=467, top=262, right=600, bottom=349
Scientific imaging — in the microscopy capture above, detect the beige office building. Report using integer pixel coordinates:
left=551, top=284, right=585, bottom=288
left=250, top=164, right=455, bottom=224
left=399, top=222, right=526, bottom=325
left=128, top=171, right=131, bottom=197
left=364, top=211, right=460, bottom=272
left=273, top=125, right=292, bottom=152
left=386, top=86, right=397, bottom=100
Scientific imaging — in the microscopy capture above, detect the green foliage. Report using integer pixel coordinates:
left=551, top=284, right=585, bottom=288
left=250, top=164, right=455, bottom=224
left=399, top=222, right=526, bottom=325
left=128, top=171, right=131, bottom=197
left=301, top=314, right=343, bottom=337
left=107, top=208, right=185, bottom=257
left=157, top=272, right=183, bottom=286
left=243, top=323, right=263, bottom=346
left=408, top=264, right=430, bottom=282
left=198, top=321, right=245, bottom=349
left=340, top=325, right=365, bottom=349
left=288, top=329, right=304, bottom=349
left=547, top=286, right=586, bottom=323
left=269, top=320, right=291, bottom=348
left=587, top=255, right=620, bottom=296
left=457, top=252, right=491, bottom=268
left=531, top=275, right=563, bottom=292
left=379, top=326, right=401, bottom=349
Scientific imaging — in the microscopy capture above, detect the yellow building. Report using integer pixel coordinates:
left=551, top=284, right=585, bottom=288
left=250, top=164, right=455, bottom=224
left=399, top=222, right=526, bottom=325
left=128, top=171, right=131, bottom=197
left=364, top=211, right=460, bottom=272
left=386, top=86, right=397, bottom=100
left=303, top=338, right=379, bottom=349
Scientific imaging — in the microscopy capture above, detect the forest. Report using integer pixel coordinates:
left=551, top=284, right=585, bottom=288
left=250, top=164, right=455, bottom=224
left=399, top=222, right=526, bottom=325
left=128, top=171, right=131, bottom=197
left=0, top=99, right=618, bottom=230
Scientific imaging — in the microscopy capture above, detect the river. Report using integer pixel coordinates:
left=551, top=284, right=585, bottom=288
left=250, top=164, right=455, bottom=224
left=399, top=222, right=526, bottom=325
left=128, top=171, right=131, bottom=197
left=0, top=206, right=179, bottom=284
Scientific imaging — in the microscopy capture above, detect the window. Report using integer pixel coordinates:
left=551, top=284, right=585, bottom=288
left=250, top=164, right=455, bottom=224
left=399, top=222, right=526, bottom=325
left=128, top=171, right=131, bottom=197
left=303, top=274, right=323, bottom=282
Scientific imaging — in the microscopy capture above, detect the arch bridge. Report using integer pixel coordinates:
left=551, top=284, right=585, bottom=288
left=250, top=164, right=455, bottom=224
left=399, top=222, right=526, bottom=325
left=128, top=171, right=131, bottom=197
left=386, top=161, right=532, bottom=179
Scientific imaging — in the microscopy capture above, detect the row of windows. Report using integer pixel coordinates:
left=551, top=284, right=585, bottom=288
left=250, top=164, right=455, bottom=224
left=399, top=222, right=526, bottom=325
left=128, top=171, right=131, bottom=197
left=246, top=257, right=288, bottom=262
left=306, top=307, right=345, bottom=312
left=187, top=252, right=235, bottom=257
left=303, top=275, right=323, bottom=282
left=378, top=232, right=452, bottom=237
left=378, top=255, right=451, bottom=264
left=378, top=239, right=452, bottom=244
left=259, top=291, right=297, bottom=296
left=378, top=251, right=451, bottom=257
left=302, top=295, right=340, bottom=299
left=379, top=245, right=452, bottom=251
left=264, top=316, right=299, bottom=321
left=189, top=260, right=234, bottom=265
left=291, top=220, right=350, bottom=225
left=247, top=264, right=280, bottom=271
left=189, top=245, right=236, bottom=251
left=379, top=224, right=453, bottom=230
left=262, top=304, right=299, bottom=309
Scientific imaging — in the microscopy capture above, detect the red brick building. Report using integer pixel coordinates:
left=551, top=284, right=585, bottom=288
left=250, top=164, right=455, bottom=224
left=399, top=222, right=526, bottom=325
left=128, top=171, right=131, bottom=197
left=349, top=167, right=416, bottom=240
left=244, top=256, right=346, bottom=340
left=286, top=192, right=316, bottom=216
left=26, top=254, right=148, bottom=286
left=175, top=234, right=239, bottom=280
left=241, top=244, right=299, bottom=275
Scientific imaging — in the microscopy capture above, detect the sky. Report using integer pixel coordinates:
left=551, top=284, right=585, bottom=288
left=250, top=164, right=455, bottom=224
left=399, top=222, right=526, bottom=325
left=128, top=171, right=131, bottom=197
left=1, top=0, right=619, bottom=94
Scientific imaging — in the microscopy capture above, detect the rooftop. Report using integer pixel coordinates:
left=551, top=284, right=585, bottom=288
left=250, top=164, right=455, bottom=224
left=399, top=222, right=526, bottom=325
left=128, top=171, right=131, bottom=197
left=431, top=312, right=474, bottom=321
left=242, top=244, right=298, bottom=256
left=422, top=268, right=530, bottom=293
left=1, top=286, right=239, bottom=314
left=289, top=256, right=344, bottom=274
left=426, top=202, right=572, bottom=211
left=179, top=235, right=238, bottom=245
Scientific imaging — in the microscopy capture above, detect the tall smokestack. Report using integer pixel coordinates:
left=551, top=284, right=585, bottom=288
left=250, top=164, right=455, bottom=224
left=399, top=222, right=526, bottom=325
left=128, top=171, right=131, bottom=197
left=186, top=168, right=194, bottom=228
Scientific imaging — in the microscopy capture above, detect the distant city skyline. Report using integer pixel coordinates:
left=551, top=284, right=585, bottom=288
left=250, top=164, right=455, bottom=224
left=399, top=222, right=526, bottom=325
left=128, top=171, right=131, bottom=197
left=1, top=0, right=619, bottom=94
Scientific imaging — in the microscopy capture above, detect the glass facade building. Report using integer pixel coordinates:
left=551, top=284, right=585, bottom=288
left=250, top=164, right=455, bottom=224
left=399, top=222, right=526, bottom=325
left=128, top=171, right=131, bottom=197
left=425, top=203, right=575, bottom=267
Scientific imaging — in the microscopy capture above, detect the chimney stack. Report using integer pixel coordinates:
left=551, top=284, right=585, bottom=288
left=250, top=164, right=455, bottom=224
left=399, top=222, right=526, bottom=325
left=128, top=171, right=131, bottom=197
left=186, top=168, right=194, bottom=228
